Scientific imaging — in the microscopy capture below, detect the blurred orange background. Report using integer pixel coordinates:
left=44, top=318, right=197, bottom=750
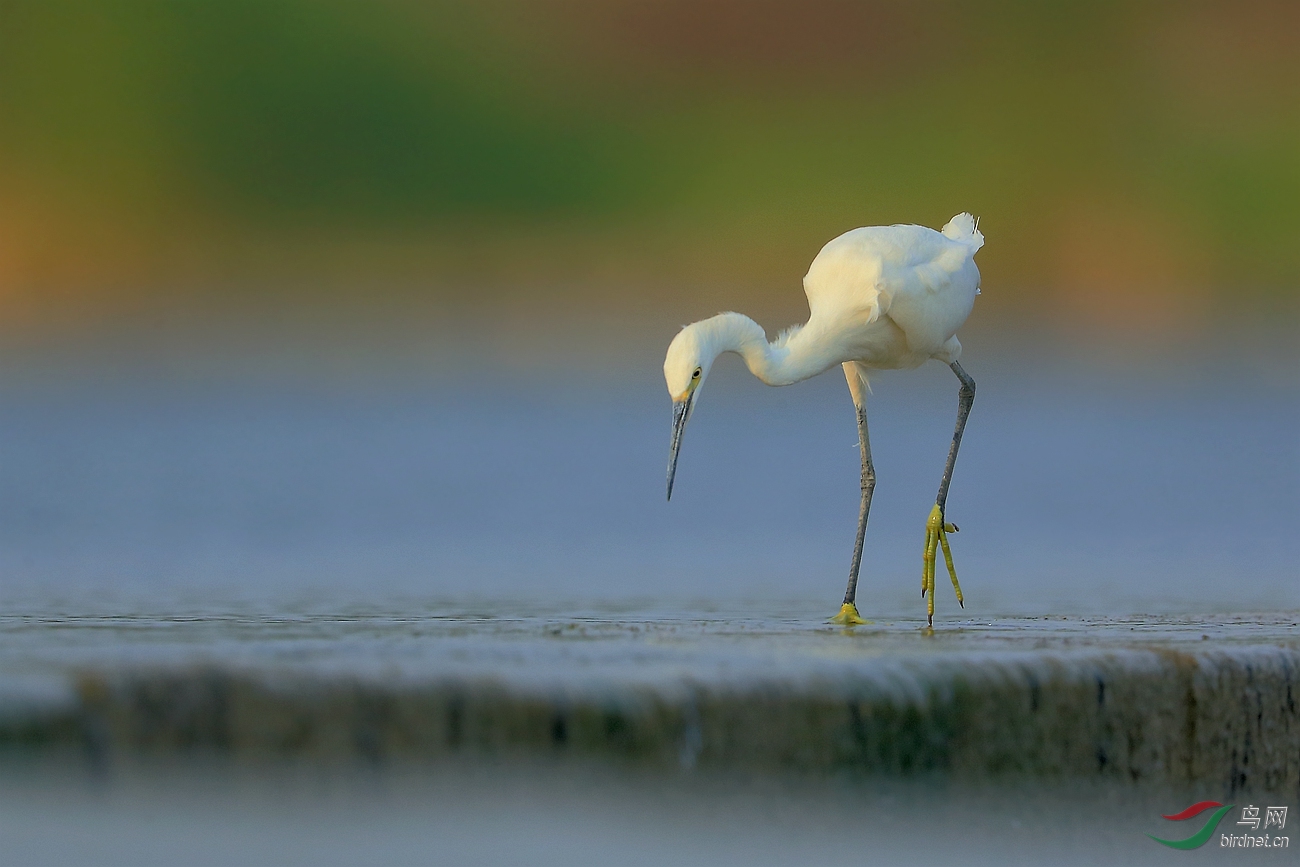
left=1, top=0, right=1297, bottom=363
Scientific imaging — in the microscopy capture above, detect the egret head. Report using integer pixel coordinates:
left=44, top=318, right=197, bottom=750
left=663, top=322, right=716, bottom=501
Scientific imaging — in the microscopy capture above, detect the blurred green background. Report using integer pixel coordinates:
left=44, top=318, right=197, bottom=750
left=1, top=0, right=1297, bottom=358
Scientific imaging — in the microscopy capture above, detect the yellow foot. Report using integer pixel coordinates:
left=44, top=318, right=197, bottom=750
left=922, top=503, right=964, bottom=626
left=830, top=602, right=869, bottom=626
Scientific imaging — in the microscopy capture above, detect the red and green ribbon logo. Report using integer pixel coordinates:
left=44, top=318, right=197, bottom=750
left=1148, top=801, right=1234, bottom=849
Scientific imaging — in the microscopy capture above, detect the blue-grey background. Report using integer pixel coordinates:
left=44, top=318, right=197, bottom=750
left=2, top=333, right=1294, bottom=619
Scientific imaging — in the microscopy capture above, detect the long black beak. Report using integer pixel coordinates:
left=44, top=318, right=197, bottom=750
left=666, top=395, right=693, bottom=501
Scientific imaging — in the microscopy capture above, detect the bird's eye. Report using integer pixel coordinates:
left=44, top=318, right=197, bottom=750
left=692, top=368, right=701, bottom=379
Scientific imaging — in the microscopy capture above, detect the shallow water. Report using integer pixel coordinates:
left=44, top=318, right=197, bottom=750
left=2, top=607, right=1297, bottom=701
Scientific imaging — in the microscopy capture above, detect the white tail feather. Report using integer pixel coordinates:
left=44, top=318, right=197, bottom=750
left=941, top=212, right=984, bottom=251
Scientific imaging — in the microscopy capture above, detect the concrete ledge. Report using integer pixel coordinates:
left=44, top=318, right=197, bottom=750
left=5, top=644, right=1297, bottom=795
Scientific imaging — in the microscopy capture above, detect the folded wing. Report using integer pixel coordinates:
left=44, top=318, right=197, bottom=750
left=803, top=216, right=982, bottom=357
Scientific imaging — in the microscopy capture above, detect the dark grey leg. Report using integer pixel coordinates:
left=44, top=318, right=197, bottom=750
left=833, top=363, right=874, bottom=625
left=923, top=360, right=976, bottom=626
left=936, top=361, right=976, bottom=512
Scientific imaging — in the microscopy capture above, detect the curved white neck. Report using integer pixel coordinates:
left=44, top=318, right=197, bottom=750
left=697, top=312, right=837, bottom=387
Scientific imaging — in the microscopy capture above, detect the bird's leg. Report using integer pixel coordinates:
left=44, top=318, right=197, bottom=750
left=832, top=363, right=874, bottom=626
left=923, top=361, right=975, bottom=627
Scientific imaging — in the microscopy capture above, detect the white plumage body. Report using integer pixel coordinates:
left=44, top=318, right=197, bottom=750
left=796, top=214, right=983, bottom=374
left=662, top=213, right=985, bottom=625
left=663, top=213, right=984, bottom=397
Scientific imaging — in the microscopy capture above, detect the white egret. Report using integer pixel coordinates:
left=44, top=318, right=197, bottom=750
left=664, top=213, right=983, bottom=627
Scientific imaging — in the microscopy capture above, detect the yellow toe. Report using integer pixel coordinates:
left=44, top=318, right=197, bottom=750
left=830, top=602, right=869, bottom=626
left=922, top=503, right=965, bottom=622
